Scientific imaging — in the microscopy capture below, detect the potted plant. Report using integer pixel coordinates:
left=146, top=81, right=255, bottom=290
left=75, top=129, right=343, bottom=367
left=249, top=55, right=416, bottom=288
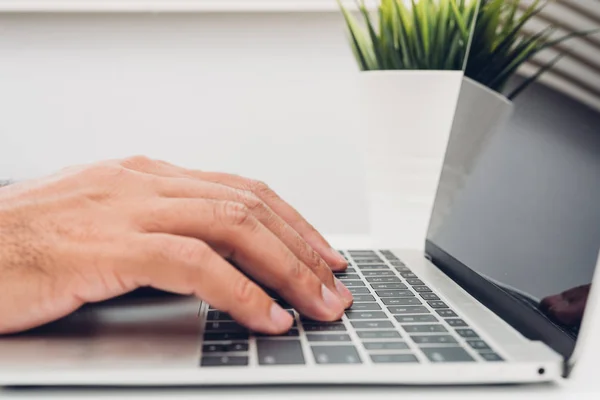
left=339, top=0, right=596, bottom=247
left=338, top=0, right=479, bottom=248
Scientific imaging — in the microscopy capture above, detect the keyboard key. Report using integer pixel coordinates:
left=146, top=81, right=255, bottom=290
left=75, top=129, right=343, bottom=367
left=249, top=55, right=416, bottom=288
left=466, top=340, right=491, bottom=351
left=336, top=274, right=361, bottom=280
left=411, top=335, right=458, bottom=345
left=393, top=265, right=411, bottom=272
left=202, top=342, right=249, bottom=353
left=362, top=271, right=395, bottom=277
left=348, top=303, right=382, bottom=311
left=406, top=279, right=424, bottom=286
left=445, top=319, right=468, bottom=327
left=206, top=311, right=233, bottom=321
left=203, top=343, right=225, bottom=353
left=366, top=277, right=403, bottom=284
left=357, top=330, right=402, bottom=340
left=413, top=286, right=432, bottom=292
left=436, top=309, right=458, bottom=318
left=204, top=332, right=249, bottom=341
left=387, top=306, right=429, bottom=314
left=312, top=346, right=362, bottom=364
left=353, top=294, right=376, bottom=302
left=402, top=324, right=447, bottom=333
left=371, top=283, right=407, bottom=290
left=344, top=268, right=357, bottom=273
left=363, top=342, right=409, bottom=351
left=395, top=315, right=438, bottom=323
left=399, top=272, right=418, bottom=278
left=480, top=352, right=504, bottom=362
left=350, top=257, right=378, bottom=262
left=349, top=287, right=371, bottom=294
left=351, top=320, right=394, bottom=329
left=455, top=329, right=479, bottom=338
left=355, top=259, right=384, bottom=264
left=428, top=301, right=449, bottom=309
left=300, top=316, right=342, bottom=323
left=205, top=322, right=247, bottom=332
left=343, top=281, right=366, bottom=287
left=382, top=297, right=421, bottom=306
left=303, top=324, right=346, bottom=332
left=371, top=354, right=418, bottom=363
left=349, top=250, right=377, bottom=256
left=201, top=355, right=248, bottom=367
left=226, top=342, right=249, bottom=352
left=421, top=347, right=475, bottom=362
left=357, top=264, right=389, bottom=270
left=420, top=293, right=440, bottom=301
left=307, top=334, right=351, bottom=342
left=389, top=261, right=406, bottom=267
left=255, top=329, right=299, bottom=337
left=257, top=340, right=305, bottom=365
left=345, top=311, right=387, bottom=320
left=376, top=290, right=415, bottom=298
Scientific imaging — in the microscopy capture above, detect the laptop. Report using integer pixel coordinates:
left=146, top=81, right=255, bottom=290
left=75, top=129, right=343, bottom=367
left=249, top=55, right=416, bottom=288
left=1, top=4, right=600, bottom=387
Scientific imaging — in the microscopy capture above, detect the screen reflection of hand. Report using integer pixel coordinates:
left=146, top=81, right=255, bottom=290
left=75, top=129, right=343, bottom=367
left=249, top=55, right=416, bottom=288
left=539, top=284, right=591, bottom=327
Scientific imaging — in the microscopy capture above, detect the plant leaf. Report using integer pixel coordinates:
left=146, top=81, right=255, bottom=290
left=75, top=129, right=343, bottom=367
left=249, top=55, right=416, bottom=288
left=507, top=53, right=564, bottom=99
left=359, top=0, right=384, bottom=69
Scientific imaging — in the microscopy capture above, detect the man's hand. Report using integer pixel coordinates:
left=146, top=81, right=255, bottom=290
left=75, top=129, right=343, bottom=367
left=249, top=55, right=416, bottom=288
left=0, top=156, right=352, bottom=335
left=539, top=284, right=591, bottom=326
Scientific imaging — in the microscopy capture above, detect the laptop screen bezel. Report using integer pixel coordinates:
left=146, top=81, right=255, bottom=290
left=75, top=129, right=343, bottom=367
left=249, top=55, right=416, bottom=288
left=425, top=239, right=580, bottom=372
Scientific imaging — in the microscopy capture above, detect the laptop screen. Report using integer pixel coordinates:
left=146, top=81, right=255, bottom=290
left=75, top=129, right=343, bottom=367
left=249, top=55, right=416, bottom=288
left=427, top=1, right=600, bottom=358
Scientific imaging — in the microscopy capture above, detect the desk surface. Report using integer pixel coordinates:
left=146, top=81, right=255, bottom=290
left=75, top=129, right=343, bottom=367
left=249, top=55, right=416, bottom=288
left=1, top=381, right=596, bottom=400
left=1, top=235, right=599, bottom=399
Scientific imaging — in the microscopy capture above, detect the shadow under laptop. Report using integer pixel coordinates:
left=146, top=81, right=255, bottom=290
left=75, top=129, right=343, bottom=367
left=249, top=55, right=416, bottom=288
left=1, top=382, right=563, bottom=397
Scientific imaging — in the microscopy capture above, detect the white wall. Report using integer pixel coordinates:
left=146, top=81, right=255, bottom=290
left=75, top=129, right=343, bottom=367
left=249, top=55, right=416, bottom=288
left=0, top=12, right=369, bottom=235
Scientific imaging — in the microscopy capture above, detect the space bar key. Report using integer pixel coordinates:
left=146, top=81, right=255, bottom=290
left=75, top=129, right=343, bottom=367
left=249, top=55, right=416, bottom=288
left=257, top=339, right=306, bottom=365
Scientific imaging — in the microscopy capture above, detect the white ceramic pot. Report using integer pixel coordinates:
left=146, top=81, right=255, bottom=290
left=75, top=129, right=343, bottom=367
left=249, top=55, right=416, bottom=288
left=428, top=76, right=514, bottom=237
left=359, top=70, right=464, bottom=249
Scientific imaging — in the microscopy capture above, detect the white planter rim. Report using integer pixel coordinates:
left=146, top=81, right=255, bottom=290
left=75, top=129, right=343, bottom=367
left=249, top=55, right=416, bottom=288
left=359, top=70, right=463, bottom=77
left=462, top=76, right=513, bottom=107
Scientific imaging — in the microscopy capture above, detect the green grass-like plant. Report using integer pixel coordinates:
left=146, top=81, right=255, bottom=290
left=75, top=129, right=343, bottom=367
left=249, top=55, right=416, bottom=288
left=339, top=0, right=597, bottom=100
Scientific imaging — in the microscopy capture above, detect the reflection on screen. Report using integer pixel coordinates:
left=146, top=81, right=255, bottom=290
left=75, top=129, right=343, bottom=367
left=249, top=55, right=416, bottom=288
left=427, top=3, right=600, bottom=338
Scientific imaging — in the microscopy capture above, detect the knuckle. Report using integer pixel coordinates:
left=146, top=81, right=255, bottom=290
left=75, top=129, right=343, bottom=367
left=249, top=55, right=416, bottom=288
left=218, top=201, right=255, bottom=228
left=233, top=277, right=256, bottom=304
left=305, top=247, right=325, bottom=269
left=239, top=190, right=266, bottom=213
left=248, top=179, right=275, bottom=198
left=86, top=164, right=130, bottom=183
left=284, top=256, right=310, bottom=288
left=160, top=237, right=211, bottom=265
left=120, top=155, right=155, bottom=170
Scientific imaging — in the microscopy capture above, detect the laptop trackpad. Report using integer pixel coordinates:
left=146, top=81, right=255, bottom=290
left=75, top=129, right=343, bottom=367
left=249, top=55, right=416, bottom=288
left=0, top=296, right=203, bottom=368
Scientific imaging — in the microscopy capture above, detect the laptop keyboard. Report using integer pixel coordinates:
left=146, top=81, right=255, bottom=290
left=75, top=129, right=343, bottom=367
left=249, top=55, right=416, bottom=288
left=200, top=250, right=505, bottom=367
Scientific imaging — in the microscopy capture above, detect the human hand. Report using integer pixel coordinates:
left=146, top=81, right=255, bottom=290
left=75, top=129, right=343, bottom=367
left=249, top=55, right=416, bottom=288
left=539, top=284, right=591, bottom=326
left=0, top=156, right=352, bottom=335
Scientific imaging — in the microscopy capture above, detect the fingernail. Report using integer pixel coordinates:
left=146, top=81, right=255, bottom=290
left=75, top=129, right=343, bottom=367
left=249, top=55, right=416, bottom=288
left=321, top=284, right=344, bottom=315
left=270, top=303, right=293, bottom=331
left=329, top=247, right=348, bottom=266
left=335, top=278, right=354, bottom=305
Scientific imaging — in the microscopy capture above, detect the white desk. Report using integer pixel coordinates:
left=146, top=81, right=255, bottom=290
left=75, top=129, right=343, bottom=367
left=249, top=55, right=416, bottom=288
left=2, top=235, right=600, bottom=399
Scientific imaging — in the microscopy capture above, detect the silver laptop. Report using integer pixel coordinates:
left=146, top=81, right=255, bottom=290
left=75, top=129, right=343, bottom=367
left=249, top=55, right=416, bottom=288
left=1, top=4, right=600, bottom=387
